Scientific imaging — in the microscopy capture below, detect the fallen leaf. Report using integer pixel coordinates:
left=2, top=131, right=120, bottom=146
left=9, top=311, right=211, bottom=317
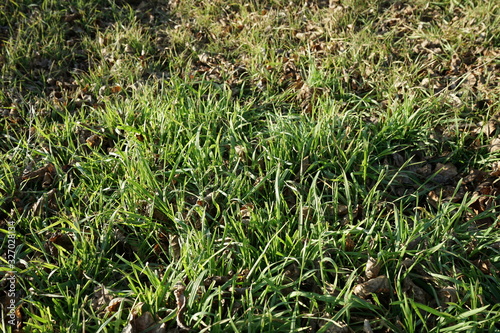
left=31, top=188, right=59, bottom=216
left=122, top=302, right=166, bottom=333
left=63, top=12, right=82, bottom=23
left=345, top=234, right=355, bottom=252
left=489, top=137, right=500, bottom=153
left=86, top=134, right=103, bottom=148
left=92, top=285, right=114, bottom=312
left=363, top=319, right=373, bottom=333
left=174, top=283, right=190, bottom=331
left=403, top=276, right=428, bottom=304
left=433, top=163, right=458, bottom=184
left=472, top=120, right=496, bottom=137
left=337, top=204, right=348, bottom=216
left=110, top=85, right=122, bottom=93
left=365, top=257, right=381, bottom=279
left=105, top=297, right=132, bottom=313
left=22, top=163, right=56, bottom=189
left=169, top=234, right=181, bottom=261
left=240, top=203, right=253, bottom=224
left=353, top=275, right=390, bottom=299
left=45, top=233, right=74, bottom=256
left=135, top=133, right=145, bottom=142
left=472, top=258, right=493, bottom=275
left=234, top=145, right=246, bottom=161
left=438, top=287, right=458, bottom=305
left=204, top=275, right=229, bottom=288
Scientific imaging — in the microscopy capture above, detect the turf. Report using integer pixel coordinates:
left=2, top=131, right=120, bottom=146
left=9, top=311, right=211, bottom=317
left=0, top=0, right=499, bottom=332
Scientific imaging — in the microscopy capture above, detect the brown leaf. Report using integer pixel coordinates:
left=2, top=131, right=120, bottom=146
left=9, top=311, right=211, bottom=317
left=473, top=121, right=496, bottom=137
left=169, top=234, right=181, bottom=261
left=363, top=319, right=373, bottom=333
left=433, top=163, right=458, bottom=184
left=345, top=234, right=355, bottom=252
left=365, top=257, right=381, bottom=279
left=229, top=286, right=248, bottom=297
left=472, top=258, right=493, bottom=275
left=403, top=277, right=428, bottom=304
left=438, top=287, right=458, bottom=305
left=407, top=236, right=424, bottom=251
left=91, top=285, right=114, bottom=312
left=22, top=163, right=56, bottom=188
left=135, top=133, right=145, bottom=142
left=337, top=204, right=348, bottom=216
left=353, top=275, right=390, bottom=299
left=234, top=145, right=246, bottom=161
left=105, top=297, right=130, bottom=313
left=204, top=275, right=229, bottom=288
left=174, top=283, right=190, bottom=331
left=489, top=137, right=500, bottom=153
left=31, top=188, right=59, bottom=216
left=45, top=233, right=74, bottom=256
left=463, top=169, right=486, bottom=185
left=122, top=302, right=166, bottom=333
left=110, top=85, right=122, bottom=93
left=86, top=134, right=103, bottom=148
left=236, top=268, right=249, bottom=283
left=63, top=12, right=82, bottom=22
left=427, top=185, right=465, bottom=208
left=240, top=203, right=253, bottom=224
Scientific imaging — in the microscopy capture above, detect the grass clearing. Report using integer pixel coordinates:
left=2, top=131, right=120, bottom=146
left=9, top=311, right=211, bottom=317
left=1, top=0, right=499, bottom=332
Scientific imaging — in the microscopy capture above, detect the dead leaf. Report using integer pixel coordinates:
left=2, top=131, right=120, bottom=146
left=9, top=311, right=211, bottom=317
left=345, top=234, right=355, bottom=252
left=169, top=234, right=180, bottom=261
left=86, top=134, right=103, bottom=148
left=365, top=257, right=381, bottom=279
left=204, top=275, right=229, bottom=288
left=234, top=145, right=246, bottom=161
left=110, top=85, right=122, bottom=93
left=45, top=232, right=74, bottom=256
left=31, top=188, right=59, bottom=216
left=122, top=302, right=166, bottom=333
left=106, top=297, right=131, bottom=313
left=319, top=319, right=351, bottom=333
left=135, top=133, right=145, bottom=142
left=228, top=286, right=248, bottom=297
left=472, top=258, right=493, bottom=275
left=63, top=12, right=82, bottom=23
left=337, top=204, right=348, bottom=216
left=489, top=137, right=500, bottom=153
left=174, top=283, right=190, bottom=331
left=403, top=276, right=428, bottom=304
left=92, top=285, right=114, bottom=312
left=463, top=169, right=486, bottom=185
left=353, top=275, right=390, bottom=299
left=438, top=287, right=458, bottom=305
left=22, top=163, right=56, bottom=189
left=363, top=319, right=373, bottom=333
left=406, top=236, right=424, bottom=251
left=433, top=163, right=458, bottom=184
left=472, top=121, right=496, bottom=137
left=427, top=185, right=465, bottom=208
left=240, top=203, right=253, bottom=224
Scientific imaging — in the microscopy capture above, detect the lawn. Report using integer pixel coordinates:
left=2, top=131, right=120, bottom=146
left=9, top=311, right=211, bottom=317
left=1, top=0, right=499, bottom=332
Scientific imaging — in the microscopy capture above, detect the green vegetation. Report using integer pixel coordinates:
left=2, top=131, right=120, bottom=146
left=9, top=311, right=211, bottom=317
left=1, top=0, right=499, bottom=332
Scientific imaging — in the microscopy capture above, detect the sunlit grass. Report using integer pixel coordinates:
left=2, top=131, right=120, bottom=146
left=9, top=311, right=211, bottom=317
left=0, top=0, right=499, bottom=332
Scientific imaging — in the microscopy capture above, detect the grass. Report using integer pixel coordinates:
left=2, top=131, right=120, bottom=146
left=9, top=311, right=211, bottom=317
left=1, top=0, right=499, bottom=332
